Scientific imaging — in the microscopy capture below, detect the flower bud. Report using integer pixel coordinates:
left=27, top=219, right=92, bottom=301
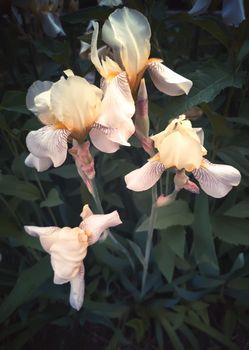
left=135, top=79, right=149, bottom=139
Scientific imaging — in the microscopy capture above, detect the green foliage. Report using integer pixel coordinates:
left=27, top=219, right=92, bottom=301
left=0, top=0, right=249, bottom=349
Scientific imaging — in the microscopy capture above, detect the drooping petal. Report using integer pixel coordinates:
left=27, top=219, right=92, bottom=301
left=96, top=71, right=135, bottom=146
left=69, top=265, right=85, bottom=311
left=102, top=7, right=151, bottom=88
left=26, top=80, right=55, bottom=125
left=26, top=126, right=70, bottom=168
left=89, top=127, right=121, bottom=153
left=40, top=12, right=66, bottom=38
left=50, top=227, right=88, bottom=281
left=125, top=160, right=165, bottom=192
left=50, top=75, right=103, bottom=137
left=83, top=211, right=122, bottom=245
left=24, top=225, right=58, bottom=237
left=25, top=153, right=53, bottom=172
left=222, top=0, right=245, bottom=27
left=188, top=0, right=211, bottom=15
left=148, top=61, right=193, bottom=96
left=192, top=159, right=241, bottom=198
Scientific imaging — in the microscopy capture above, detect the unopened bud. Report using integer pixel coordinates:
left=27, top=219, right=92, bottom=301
left=135, top=79, right=149, bottom=139
left=69, top=141, right=95, bottom=181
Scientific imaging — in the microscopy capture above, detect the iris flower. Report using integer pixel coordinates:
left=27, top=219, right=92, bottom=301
left=24, top=205, right=122, bottom=310
left=125, top=115, right=241, bottom=198
left=89, top=7, right=193, bottom=153
left=25, top=70, right=103, bottom=172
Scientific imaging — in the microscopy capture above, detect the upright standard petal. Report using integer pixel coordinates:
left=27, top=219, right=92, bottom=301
left=50, top=75, right=103, bottom=139
left=69, top=265, right=85, bottom=311
left=148, top=61, right=193, bottom=96
left=91, top=71, right=135, bottom=152
left=157, top=131, right=203, bottom=171
left=25, top=153, right=53, bottom=172
left=26, top=125, right=70, bottom=168
left=26, top=80, right=55, bottom=125
left=102, top=7, right=151, bottom=89
left=83, top=211, right=122, bottom=245
left=192, top=159, right=241, bottom=198
left=125, top=160, right=165, bottom=192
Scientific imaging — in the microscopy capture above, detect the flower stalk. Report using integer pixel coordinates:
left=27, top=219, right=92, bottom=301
left=141, top=184, right=158, bottom=296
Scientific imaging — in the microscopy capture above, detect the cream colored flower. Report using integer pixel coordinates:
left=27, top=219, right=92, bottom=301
left=88, top=7, right=193, bottom=153
left=24, top=205, right=122, bottom=310
left=125, top=115, right=241, bottom=198
left=25, top=70, right=103, bottom=171
left=151, top=115, right=207, bottom=172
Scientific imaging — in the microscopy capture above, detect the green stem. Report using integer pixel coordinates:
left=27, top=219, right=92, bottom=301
left=141, top=184, right=158, bottom=296
left=90, top=178, right=135, bottom=270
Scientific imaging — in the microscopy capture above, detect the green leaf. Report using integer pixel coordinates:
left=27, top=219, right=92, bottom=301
left=228, top=277, right=249, bottom=290
left=0, top=175, right=41, bottom=201
left=50, top=164, right=78, bottom=179
left=0, top=91, right=29, bottom=115
left=84, top=300, right=128, bottom=319
left=224, top=199, right=249, bottom=218
left=154, top=236, right=175, bottom=282
left=158, top=310, right=184, bottom=350
left=160, top=64, right=245, bottom=123
left=34, top=38, right=71, bottom=66
left=200, top=102, right=233, bottom=136
left=192, top=193, right=219, bottom=276
left=137, top=200, right=193, bottom=231
left=172, top=13, right=230, bottom=48
left=212, top=216, right=249, bottom=246
left=164, top=226, right=186, bottom=259
left=40, top=188, right=63, bottom=208
left=126, top=239, right=144, bottom=265
left=126, top=318, right=147, bottom=343
left=185, top=314, right=239, bottom=350
left=0, top=256, right=52, bottom=323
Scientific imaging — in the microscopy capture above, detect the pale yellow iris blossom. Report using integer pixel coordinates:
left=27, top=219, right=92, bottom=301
left=88, top=7, right=193, bottom=153
left=25, top=70, right=103, bottom=172
left=125, top=115, right=241, bottom=198
left=24, top=205, right=122, bottom=310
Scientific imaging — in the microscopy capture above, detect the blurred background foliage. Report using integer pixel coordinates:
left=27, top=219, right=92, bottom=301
left=0, top=0, right=249, bottom=349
